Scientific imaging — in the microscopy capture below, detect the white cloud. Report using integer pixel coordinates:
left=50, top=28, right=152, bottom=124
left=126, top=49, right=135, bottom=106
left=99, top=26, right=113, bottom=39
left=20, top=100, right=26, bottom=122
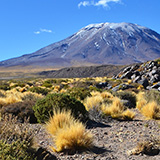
left=78, top=0, right=121, bottom=8
left=34, top=31, right=40, bottom=34
left=40, top=28, right=52, bottom=33
left=34, top=28, right=53, bottom=34
left=78, top=1, right=90, bottom=8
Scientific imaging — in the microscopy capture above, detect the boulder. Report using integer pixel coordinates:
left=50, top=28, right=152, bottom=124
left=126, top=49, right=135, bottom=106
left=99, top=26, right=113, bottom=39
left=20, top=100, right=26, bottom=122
left=137, top=78, right=149, bottom=89
left=112, top=84, right=133, bottom=92
left=120, top=71, right=133, bottom=79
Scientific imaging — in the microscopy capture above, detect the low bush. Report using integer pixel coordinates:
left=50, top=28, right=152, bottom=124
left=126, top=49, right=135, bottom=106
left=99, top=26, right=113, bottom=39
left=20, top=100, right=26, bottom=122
left=29, top=86, right=49, bottom=95
left=67, top=87, right=91, bottom=101
left=33, top=93, right=88, bottom=123
left=0, top=116, right=36, bottom=159
left=42, top=80, right=53, bottom=88
left=1, top=100, right=37, bottom=123
left=0, top=82, right=10, bottom=91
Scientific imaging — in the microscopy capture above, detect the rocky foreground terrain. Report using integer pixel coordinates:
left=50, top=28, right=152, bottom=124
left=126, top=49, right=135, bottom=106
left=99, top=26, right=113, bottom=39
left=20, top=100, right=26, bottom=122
left=29, top=108, right=160, bottom=160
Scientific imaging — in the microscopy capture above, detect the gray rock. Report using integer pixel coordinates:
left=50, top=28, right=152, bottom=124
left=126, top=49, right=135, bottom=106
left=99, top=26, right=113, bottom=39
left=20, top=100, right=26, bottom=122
left=150, top=74, right=160, bottom=84
left=112, top=84, right=133, bottom=92
left=120, top=71, right=133, bottom=79
left=137, top=78, right=149, bottom=88
left=131, top=71, right=140, bottom=79
left=150, top=82, right=160, bottom=89
left=133, top=76, right=141, bottom=83
left=123, top=66, right=132, bottom=73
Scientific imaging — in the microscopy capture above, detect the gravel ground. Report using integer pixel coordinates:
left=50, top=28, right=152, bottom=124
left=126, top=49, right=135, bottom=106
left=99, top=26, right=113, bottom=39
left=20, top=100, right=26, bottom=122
left=30, top=109, right=160, bottom=160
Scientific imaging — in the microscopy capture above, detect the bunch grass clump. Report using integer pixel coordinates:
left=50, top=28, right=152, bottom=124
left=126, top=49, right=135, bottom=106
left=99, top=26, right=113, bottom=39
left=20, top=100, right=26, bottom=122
left=0, top=89, right=24, bottom=107
left=141, top=101, right=160, bottom=120
left=136, top=91, right=160, bottom=119
left=46, top=109, right=93, bottom=153
left=46, top=109, right=75, bottom=135
left=101, top=97, right=135, bottom=120
left=136, top=92, right=147, bottom=110
left=84, top=91, right=113, bottom=111
left=128, top=138, right=160, bottom=156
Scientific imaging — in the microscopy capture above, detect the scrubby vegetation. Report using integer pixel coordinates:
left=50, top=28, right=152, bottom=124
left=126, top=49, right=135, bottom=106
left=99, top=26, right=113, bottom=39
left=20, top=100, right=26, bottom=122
left=0, top=116, right=36, bottom=159
left=33, top=93, right=88, bottom=123
left=0, top=73, right=160, bottom=159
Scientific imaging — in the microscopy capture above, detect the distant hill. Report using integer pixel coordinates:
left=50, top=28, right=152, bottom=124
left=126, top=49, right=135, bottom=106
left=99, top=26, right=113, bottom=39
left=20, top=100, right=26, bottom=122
left=1, top=22, right=160, bottom=68
left=38, top=65, right=126, bottom=78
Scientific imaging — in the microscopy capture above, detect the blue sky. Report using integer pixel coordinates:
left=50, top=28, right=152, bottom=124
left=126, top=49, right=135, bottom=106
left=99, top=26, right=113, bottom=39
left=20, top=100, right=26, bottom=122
left=0, top=0, right=160, bottom=61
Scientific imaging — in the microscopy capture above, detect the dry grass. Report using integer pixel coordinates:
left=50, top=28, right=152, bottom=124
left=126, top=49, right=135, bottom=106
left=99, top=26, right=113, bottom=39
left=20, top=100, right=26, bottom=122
left=141, top=101, right=160, bottom=120
left=101, top=97, right=124, bottom=116
left=46, top=109, right=93, bottom=153
left=0, top=89, right=43, bottom=107
left=0, top=89, right=23, bottom=106
left=101, top=91, right=114, bottom=99
left=101, top=97, right=135, bottom=120
left=136, top=92, right=147, bottom=110
left=84, top=94, right=103, bottom=111
left=128, top=138, right=160, bottom=156
left=46, top=109, right=75, bottom=135
left=52, top=123, right=93, bottom=152
left=121, top=109, right=135, bottom=120
left=84, top=91, right=114, bottom=111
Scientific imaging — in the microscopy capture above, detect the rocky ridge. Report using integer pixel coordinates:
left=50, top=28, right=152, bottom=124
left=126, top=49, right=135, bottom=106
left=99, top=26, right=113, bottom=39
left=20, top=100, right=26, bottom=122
left=114, top=59, right=160, bottom=91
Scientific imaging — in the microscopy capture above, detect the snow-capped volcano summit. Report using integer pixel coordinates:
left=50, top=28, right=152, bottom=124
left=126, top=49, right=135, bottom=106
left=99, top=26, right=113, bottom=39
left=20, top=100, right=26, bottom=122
left=1, top=22, right=160, bottom=67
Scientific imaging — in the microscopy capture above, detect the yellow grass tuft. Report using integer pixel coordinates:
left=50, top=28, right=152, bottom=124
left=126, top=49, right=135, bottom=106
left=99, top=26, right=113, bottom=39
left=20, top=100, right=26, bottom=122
left=46, top=109, right=93, bottom=152
left=0, top=89, right=23, bottom=106
left=141, top=101, right=160, bottom=120
left=101, top=97, right=124, bottom=116
left=84, top=95, right=103, bottom=111
left=121, top=109, right=135, bottom=120
left=53, top=123, right=93, bottom=152
left=100, top=91, right=114, bottom=99
left=46, top=109, right=75, bottom=135
left=127, top=79, right=132, bottom=84
left=136, top=92, right=147, bottom=110
left=101, top=97, right=135, bottom=120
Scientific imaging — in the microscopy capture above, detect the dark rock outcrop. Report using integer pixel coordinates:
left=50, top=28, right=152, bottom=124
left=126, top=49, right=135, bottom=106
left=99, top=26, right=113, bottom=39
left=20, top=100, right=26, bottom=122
left=116, top=59, right=160, bottom=90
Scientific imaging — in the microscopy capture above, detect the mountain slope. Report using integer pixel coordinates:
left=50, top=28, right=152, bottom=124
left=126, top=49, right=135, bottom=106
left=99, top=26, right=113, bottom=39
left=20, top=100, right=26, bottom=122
left=1, top=22, right=160, bottom=67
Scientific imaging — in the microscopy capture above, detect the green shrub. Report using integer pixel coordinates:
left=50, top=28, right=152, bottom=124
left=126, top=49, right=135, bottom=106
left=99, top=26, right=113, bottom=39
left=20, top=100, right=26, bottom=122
left=29, top=86, right=49, bottom=95
left=67, top=87, right=91, bottom=100
left=113, top=91, right=136, bottom=108
left=33, top=93, right=88, bottom=123
left=0, top=82, right=10, bottom=91
left=10, top=81, right=26, bottom=88
left=42, top=80, right=53, bottom=88
left=0, top=139, right=35, bottom=160
left=0, top=90, right=5, bottom=98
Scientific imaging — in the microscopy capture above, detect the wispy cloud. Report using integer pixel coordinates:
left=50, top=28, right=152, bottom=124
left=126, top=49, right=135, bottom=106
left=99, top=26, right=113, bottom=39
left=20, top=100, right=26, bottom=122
left=78, top=0, right=122, bottom=8
left=34, top=28, right=52, bottom=34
